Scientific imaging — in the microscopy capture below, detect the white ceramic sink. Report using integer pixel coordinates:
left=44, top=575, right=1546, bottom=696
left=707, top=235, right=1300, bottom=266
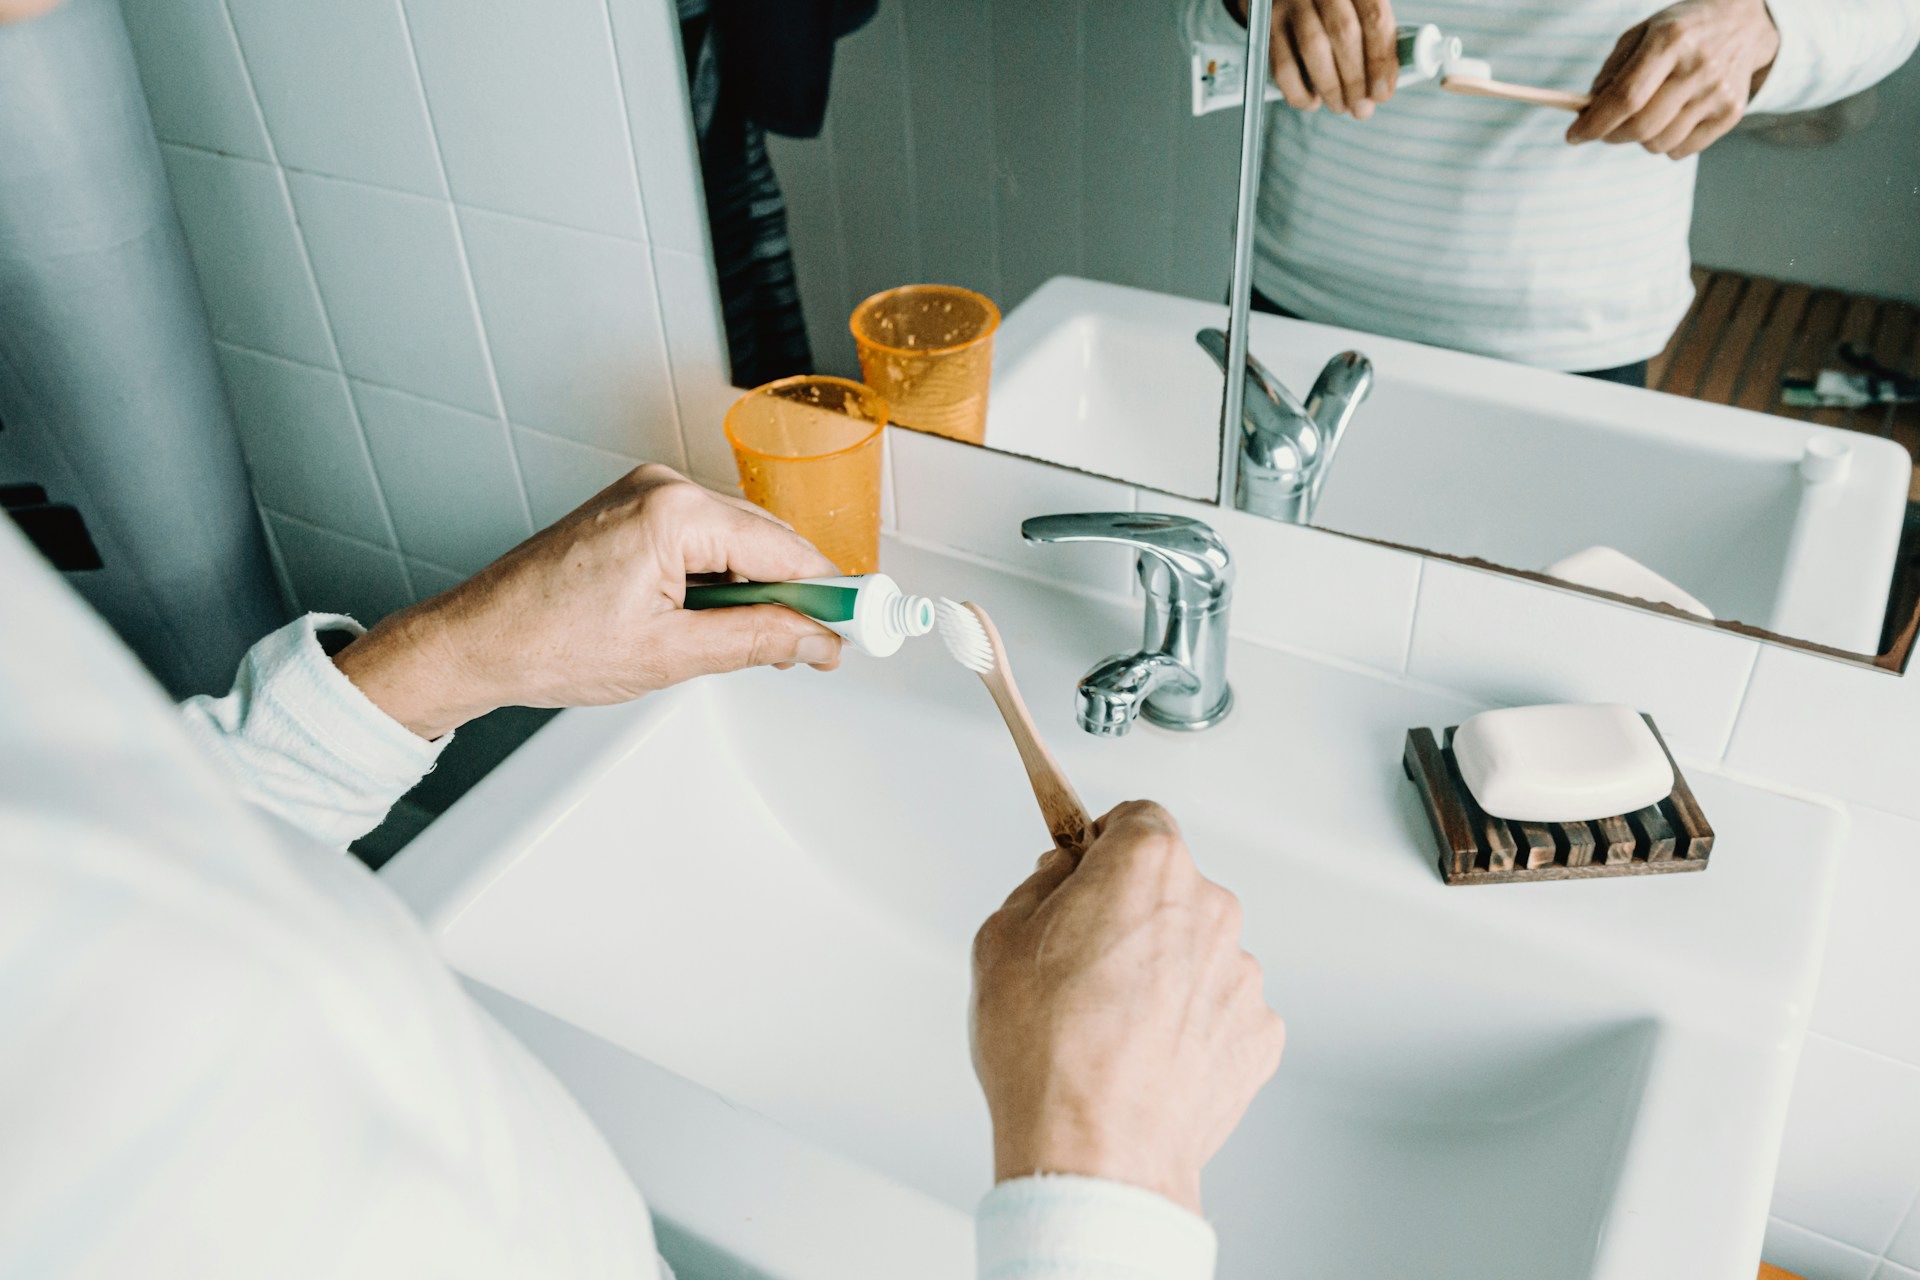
left=988, top=278, right=1910, bottom=654
left=386, top=542, right=1842, bottom=1280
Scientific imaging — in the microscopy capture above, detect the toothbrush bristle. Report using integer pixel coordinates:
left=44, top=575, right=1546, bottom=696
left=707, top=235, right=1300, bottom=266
left=935, top=598, right=995, bottom=674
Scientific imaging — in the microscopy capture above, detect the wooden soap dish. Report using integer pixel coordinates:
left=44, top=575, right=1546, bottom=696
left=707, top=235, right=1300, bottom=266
left=1402, top=714, right=1714, bottom=885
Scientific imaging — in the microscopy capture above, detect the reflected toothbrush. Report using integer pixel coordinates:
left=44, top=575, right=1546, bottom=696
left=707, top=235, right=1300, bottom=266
left=935, top=599, right=1094, bottom=852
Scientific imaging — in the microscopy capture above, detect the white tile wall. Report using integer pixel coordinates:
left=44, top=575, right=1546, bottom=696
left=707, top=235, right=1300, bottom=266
left=1728, top=643, right=1920, bottom=823
left=125, top=0, right=1920, bottom=1271
left=1809, top=807, right=1920, bottom=1066
left=118, top=0, right=269, bottom=160
left=128, top=0, right=724, bottom=635
left=650, top=246, right=736, bottom=488
left=224, top=0, right=445, bottom=197
left=1765, top=1219, right=1880, bottom=1280
left=215, top=344, right=390, bottom=540
left=403, top=0, right=644, bottom=238
left=1893, top=1201, right=1920, bottom=1272
left=264, top=513, right=413, bottom=623
left=1772, top=1036, right=1920, bottom=1254
left=458, top=208, right=679, bottom=461
left=160, top=146, right=335, bottom=367
left=351, top=382, right=532, bottom=575
left=511, top=427, right=646, bottom=530
left=286, top=173, right=496, bottom=415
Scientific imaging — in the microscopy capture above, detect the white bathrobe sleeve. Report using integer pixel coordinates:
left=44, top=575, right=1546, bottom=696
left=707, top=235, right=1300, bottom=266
left=1746, top=0, right=1920, bottom=115
left=977, top=1175, right=1218, bottom=1279
left=178, top=613, right=449, bottom=847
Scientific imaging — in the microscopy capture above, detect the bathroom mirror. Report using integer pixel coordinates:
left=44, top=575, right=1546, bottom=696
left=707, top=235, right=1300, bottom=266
left=683, top=0, right=1241, bottom=502
left=688, top=1, right=1919, bottom=667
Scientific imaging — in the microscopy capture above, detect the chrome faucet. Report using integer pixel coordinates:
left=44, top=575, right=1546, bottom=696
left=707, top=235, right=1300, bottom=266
left=1197, top=328, right=1373, bottom=525
left=1020, top=513, right=1234, bottom=735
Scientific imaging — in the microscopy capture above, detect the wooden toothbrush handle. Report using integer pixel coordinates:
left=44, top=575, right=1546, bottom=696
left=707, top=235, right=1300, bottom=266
left=966, top=605, right=1095, bottom=852
left=982, top=673, right=1095, bottom=852
left=1441, top=75, right=1590, bottom=113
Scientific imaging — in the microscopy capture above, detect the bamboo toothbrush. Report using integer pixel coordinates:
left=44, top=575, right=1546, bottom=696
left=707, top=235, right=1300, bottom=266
left=1439, top=73, right=1590, bottom=113
left=935, top=599, right=1094, bottom=852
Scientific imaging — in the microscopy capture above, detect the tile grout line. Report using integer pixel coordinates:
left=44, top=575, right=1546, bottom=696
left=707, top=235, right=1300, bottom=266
left=388, top=0, right=540, bottom=534
left=212, top=333, right=657, bottom=470
left=1772, top=1215, right=1883, bottom=1268
left=1398, top=556, right=1426, bottom=675
left=1716, top=638, right=1767, bottom=764
left=266, top=506, right=465, bottom=586
left=598, top=0, right=694, bottom=476
left=1879, top=1185, right=1920, bottom=1267
left=156, top=143, right=654, bottom=249
left=214, top=0, right=417, bottom=601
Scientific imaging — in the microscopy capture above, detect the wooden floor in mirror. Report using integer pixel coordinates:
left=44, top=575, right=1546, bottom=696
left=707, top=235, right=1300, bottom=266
left=1650, top=266, right=1920, bottom=656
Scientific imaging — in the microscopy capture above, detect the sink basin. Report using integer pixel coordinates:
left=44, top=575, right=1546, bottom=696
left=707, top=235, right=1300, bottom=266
left=988, top=277, right=1909, bottom=654
left=385, top=542, right=1843, bottom=1280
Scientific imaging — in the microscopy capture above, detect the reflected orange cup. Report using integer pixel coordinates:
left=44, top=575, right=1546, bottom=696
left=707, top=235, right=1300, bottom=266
left=725, top=375, right=887, bottom=574
left=850, top=284, right=1000, bottom=445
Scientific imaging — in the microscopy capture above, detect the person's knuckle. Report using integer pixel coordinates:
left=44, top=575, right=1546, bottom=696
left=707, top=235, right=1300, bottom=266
left=1209, top=884, right=1244, bottom=932
left=631, top=462, right=681, bottom=486
left=972, top=912, right=1007, bottom=960
left=1321, top=4, right=1359, bottom=41
left=648, top=477, right=707, bottom=517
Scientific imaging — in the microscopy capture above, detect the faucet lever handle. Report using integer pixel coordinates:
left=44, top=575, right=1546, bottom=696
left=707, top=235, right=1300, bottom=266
left=1020, top=512, right=1234, bottom=605
left=1195, top=327, right=1310, bottom=422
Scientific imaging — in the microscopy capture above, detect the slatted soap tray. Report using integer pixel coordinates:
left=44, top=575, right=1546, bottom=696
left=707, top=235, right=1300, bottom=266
left=1402, top=714, right=1714, bottom=886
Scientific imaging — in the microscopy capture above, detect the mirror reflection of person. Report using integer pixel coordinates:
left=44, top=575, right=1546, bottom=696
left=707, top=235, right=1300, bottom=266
left=1189, top=0, right=1920, bottom=387
left=2, top=463, right=1284, bottom=1280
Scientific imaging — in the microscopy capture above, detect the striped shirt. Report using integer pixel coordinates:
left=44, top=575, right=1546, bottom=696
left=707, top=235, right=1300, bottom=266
left=1189, top=0, right=1920, bottom=371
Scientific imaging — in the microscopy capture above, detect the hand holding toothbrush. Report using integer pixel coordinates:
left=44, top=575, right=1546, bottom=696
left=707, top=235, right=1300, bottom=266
left=970, top=801, right=1285, bottom=1216
left=334, top=464, right=844, bottom=740
left=1568, top=0, right=1779, bottom=158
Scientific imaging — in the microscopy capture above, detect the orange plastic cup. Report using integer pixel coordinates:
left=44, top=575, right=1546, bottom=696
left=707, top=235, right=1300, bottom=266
left=850, top=284, right=1000, bottom=445
left=724, top=375, right=887, bottom=574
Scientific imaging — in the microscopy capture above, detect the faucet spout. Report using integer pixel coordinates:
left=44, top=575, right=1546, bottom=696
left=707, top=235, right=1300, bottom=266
left=1074, top=651, right=1203, bottom=737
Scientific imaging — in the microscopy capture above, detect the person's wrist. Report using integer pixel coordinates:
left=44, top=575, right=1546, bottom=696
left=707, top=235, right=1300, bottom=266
left=992, top=1119, right=1203, bottom=1215
left=332, top=597, right=500, bottom=740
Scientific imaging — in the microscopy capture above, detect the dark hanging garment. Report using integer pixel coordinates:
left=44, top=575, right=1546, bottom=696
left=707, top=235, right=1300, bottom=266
left=713, top=0, right=878, bottom=140
left=681, top=0, right=877, bottom=388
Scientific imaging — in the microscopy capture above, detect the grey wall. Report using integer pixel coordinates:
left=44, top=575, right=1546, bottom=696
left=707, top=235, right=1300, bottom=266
left=769, top=0, right=1245, bottom=380
left=1695, top=53, right=1920, bottom=306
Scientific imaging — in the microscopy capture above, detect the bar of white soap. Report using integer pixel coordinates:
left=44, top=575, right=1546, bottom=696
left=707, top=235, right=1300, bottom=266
left=1452, top=703, right=1673, bottom=823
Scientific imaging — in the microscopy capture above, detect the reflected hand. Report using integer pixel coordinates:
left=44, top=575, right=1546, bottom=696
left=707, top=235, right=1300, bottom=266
left=969, top=800, right=1285, bottom=1214
left=1567, top=0, right=1779, bottom=159
left=334, top=464, right=842, bottom=739
left=1229, top=0, right=1400, bottom=119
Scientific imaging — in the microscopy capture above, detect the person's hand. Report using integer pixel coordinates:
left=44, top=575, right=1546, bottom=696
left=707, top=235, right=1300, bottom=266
left=1567, top=0, right=1780, bottom=159
left=969, top=801, right=1284, bottom=1215
left=333, top=464, right=843, bottom=739
left=1228, top=0, right=1399, bottom=119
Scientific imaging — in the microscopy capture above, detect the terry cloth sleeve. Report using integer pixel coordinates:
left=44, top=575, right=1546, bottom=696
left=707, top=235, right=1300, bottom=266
left=1747, top=0, right=1920, bottom=115
left=976, top=1175, right=1218, bottom=1280
left=178, top=613, right=449, bottom=847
